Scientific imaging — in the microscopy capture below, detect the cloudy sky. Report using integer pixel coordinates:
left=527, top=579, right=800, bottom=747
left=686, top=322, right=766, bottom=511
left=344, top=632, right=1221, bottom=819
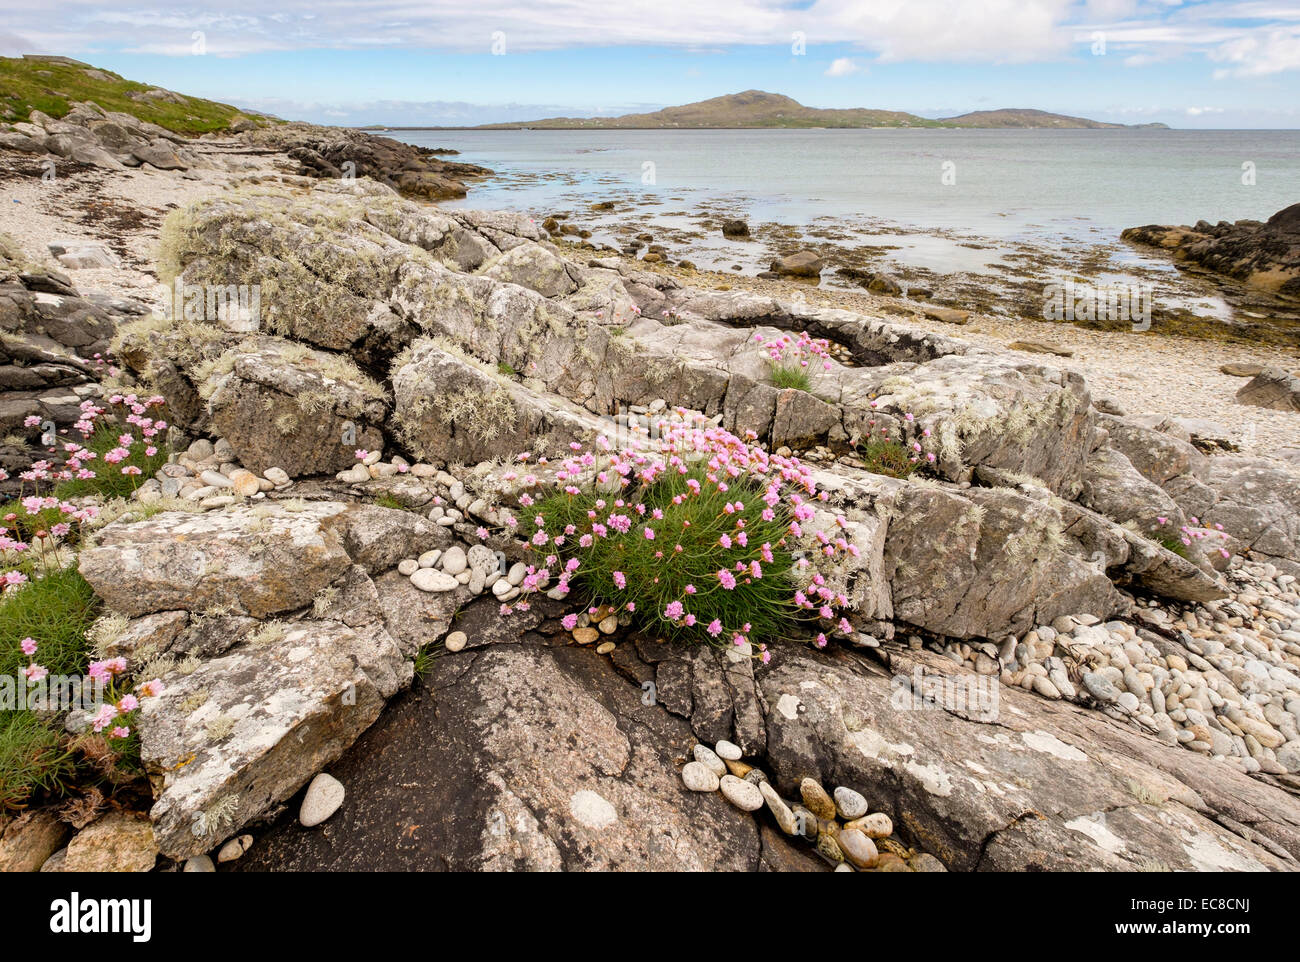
left=1, top=0, right=1298, bottom=127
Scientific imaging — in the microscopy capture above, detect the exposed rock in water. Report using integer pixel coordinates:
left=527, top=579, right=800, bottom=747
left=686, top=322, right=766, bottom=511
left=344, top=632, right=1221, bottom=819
left=1122, top=203, right=1300, bottom=304
left=770, top=250, right=824, bottom=277
left=252, top=123, right=492, bottom=200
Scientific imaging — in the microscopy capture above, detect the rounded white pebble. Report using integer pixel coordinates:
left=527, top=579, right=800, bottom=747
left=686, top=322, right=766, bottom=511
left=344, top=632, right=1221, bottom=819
left=719, top=774, right=763, bottom=811
left=300, top=773, right=345, bottom=827
left=833, top=786, right=868, bottom=820
left=411, top=569, right=459, bottom=593
left=693, top=744, right=727, bottom=776
left=217, top=835, right=253, bottom=863
left=682, top=761, right=720, bottom=792
left=715, top=739, right=742, bottom=761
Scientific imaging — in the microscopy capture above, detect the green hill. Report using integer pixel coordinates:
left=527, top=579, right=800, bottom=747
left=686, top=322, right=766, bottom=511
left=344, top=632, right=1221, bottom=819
left=476, top=90, right=1168, bottom=130
left=0, top=54, right=267, bottom=135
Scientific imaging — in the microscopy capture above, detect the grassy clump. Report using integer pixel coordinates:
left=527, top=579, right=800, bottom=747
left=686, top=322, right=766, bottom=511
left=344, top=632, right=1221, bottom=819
left=1156, top=534, right=1189, bottom=558
left=0, top=55, right=262, bottom=134
left=0, top=565, right=99, bottom=681
left=0, top=712, right=76, bottom=811
left=534, top=468, right=800, bottom=645
left=857, top=439, right=922, bottom=479
left=770, top=364, right=813, bottom=392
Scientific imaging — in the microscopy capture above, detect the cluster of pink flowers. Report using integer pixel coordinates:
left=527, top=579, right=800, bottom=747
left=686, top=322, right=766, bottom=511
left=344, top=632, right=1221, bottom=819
left=13, top=640, right=161, bottom=739
left=502, top=416, right=860, bottom=658
left=857, top=401, right=938, bottom=468
left=755, top=331, right=833, bottom=373
left=1155, top=515, right=1233, bottom=560
left=84, top=656, right=164, bottom=739
left=9, top=394, right=167, bottom=488
left=2, top=394, right=169, bottom=592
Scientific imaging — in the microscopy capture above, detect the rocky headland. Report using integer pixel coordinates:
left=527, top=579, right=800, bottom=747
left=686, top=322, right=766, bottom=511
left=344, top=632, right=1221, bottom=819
left=2, top=72, right=1300, bottom=873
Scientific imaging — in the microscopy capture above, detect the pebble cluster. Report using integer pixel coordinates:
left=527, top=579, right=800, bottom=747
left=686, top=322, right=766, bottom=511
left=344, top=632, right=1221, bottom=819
left=400, top=542, right=529, bottom=600
left=681, top=740, right=944, bottom=872
left=567, top=604, right=624, bottom=654
left=135, top=437, right=294, bottom=509
left=927, top=558, right=1300, bottom=775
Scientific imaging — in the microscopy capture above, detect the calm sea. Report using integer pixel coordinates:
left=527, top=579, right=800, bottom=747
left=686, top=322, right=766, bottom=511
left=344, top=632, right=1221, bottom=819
left=389, top=128, right=1300, bottom=306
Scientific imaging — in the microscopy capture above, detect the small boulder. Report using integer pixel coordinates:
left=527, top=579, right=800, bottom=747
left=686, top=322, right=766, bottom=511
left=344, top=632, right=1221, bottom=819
left=770, top=251, right=824, bottom=277
left=1235, top=367, right=1300, bottom=412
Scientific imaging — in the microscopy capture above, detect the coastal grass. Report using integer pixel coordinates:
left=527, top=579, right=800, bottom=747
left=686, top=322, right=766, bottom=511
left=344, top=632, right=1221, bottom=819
left=0, top=56, right=261, bottom=135
left=769, top=363, right=813, bottom=393
left=856, top=438, right=922, bottom=479
left=0, top=564, right=99, bottom=682
left=1157, top=535, right=1189, bottom=559
left=533, top=467, right=799, bottom=646
left=0, top=565, right=98, bottom=813
left=0, top=711, right=77, bottom=811
left=372, top=493, right=408, bottom=512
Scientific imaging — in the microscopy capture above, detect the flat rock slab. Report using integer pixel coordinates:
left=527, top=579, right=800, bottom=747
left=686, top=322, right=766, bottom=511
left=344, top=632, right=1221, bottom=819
left=232, top=639, right=813, bottom=871
left=79, top=502, right=352, bottom=618
left=141, top=619, right=404, bottom=859
left=760, top=646, right=1300, bottom=872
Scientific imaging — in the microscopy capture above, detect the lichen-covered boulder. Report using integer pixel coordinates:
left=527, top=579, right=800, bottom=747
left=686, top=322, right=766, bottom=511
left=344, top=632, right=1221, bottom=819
left=204, top=336, right=388, bottom=477
left=141, top=619, right=404, bottom=859
left=79, top=502, right=353, bottom=617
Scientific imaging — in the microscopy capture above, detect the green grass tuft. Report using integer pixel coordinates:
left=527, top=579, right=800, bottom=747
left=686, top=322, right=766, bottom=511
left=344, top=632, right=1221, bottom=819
left=769, top=363, right=813, bottom=392
left=534, top=467, right=800, bottom=646
left=0, top=711, right=77, bottom=811
left=0, top=564, right=99, bottom=680
left=857, top=439, right=922, bottom=479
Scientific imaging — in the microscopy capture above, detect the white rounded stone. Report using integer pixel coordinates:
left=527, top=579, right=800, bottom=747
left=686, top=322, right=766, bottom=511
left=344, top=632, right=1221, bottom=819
left=682, top=761, right=720, bottom=792
left=719, top=774, right=763, bottom=812
left=410, top=568, right=459, bottom=592
left=441, top=546, right=468, bottom=574
left=715, top=739, right=742, bottom=761
left=299, top=773, right=345, bottom=827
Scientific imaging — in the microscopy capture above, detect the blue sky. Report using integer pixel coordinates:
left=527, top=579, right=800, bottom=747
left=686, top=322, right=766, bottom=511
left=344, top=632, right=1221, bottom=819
left=1, top=1, right=1298, bottom=127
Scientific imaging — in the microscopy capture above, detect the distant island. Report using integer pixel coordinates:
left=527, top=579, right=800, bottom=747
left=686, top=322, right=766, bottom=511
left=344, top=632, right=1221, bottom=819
left=417, top=91, right=1170, bottom=131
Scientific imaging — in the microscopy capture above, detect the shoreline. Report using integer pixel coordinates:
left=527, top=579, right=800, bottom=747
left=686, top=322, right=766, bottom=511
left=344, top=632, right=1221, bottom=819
left=3, top=142, right=1297, bottom=464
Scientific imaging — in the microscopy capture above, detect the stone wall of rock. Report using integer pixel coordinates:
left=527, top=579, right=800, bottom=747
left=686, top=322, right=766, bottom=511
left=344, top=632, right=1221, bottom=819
left=1122, top=203, right=1300, bottom=301
left=0, top=102, right=250, bottom=172
left=0, top=236, right=149, bottom=490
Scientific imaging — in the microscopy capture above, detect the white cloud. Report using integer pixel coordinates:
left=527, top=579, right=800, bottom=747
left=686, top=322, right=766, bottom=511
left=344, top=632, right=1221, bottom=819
left=1209, top=26, right=1300, bottom=76
left=0, top=0, right=1295, bottom=85
left=824, top=57, right=861, bottom=76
